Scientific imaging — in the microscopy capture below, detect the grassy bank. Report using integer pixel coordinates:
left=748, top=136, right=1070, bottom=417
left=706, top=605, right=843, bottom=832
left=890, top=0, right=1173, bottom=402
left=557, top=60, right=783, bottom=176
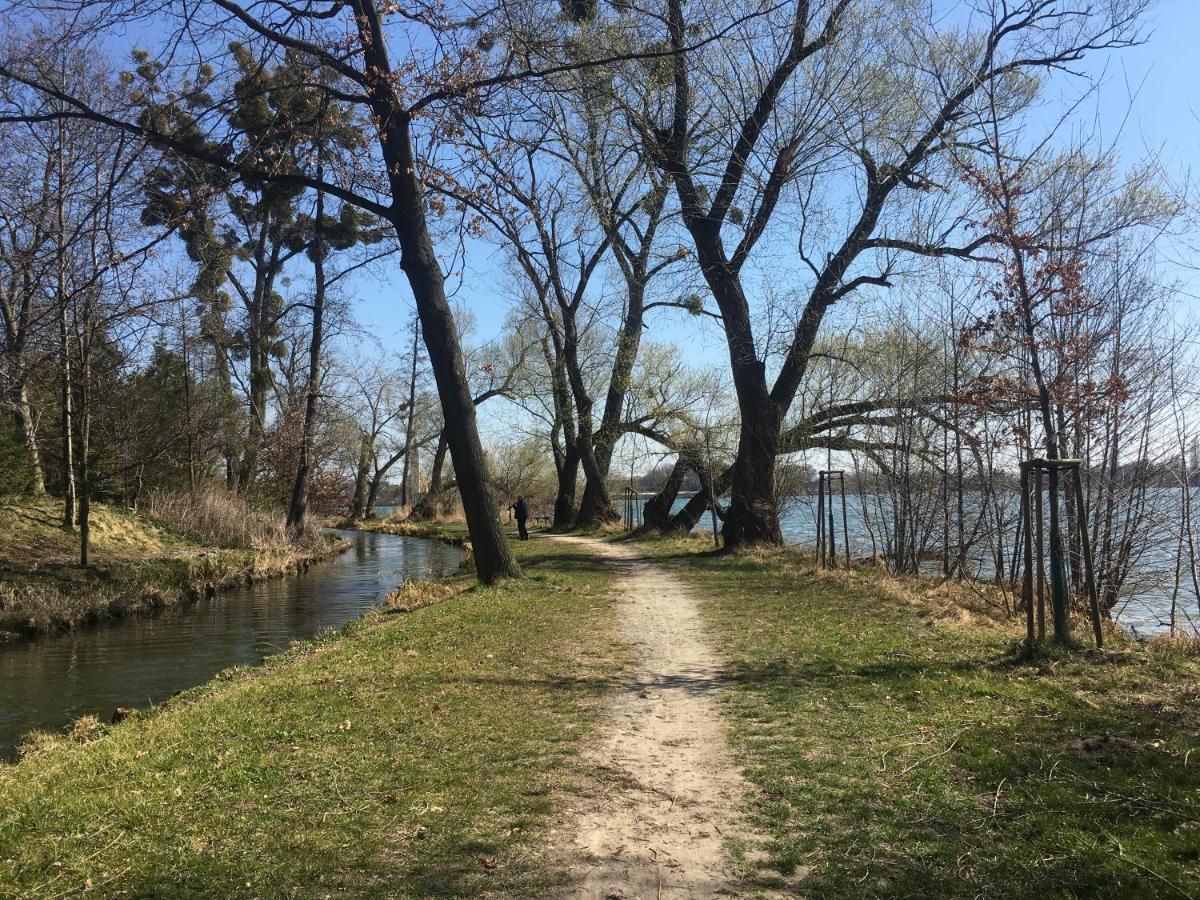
left=329, top=513, right=472, bottom=546
left=0, top=497, right=343, bottom=638
left=0, top=537, right=623, bottom=897
left=638, top=537, right=1200, bottom=898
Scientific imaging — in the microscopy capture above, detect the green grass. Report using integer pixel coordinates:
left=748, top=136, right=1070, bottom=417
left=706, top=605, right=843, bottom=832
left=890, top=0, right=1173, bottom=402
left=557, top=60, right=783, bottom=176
left=637, top=536, right=1200, bottom=899
left=0, top=497, right=341, bottom=636
left=0, top=538, right=625, bottom=897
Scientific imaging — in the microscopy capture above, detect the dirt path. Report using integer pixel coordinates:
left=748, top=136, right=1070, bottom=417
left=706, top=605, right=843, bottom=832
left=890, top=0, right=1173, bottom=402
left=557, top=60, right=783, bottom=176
left=546, top=535, right=771, bottom=899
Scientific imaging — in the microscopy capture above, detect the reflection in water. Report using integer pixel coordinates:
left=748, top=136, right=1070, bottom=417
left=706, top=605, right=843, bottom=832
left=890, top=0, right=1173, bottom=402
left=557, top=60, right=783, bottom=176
left=0, top=530, right=464, bottom=759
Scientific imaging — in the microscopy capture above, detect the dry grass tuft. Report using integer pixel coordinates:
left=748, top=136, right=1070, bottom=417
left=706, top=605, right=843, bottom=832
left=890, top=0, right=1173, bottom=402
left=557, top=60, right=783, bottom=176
left=69, top=714, right=105, bottom=744
left=15, top=730, right=64, bottom=760
left=0, top=580, right=119, bottom=633
left=383, top=578, right=465, bottom=613
left=1146, top=631, right=1200, bottom=659
left=143, top=488, right=296, bottom=550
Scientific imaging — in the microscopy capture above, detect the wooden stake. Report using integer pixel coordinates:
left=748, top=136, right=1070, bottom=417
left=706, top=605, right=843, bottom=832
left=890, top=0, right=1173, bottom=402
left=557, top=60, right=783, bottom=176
left=816, top=472, right=826, bottom=568
left=1021, top=463, right=1034, bottom=648
left=1072, top=466, right=1104, bottom=648
left=840, top=472, right=851, bottom=569
left=1035, top=464, right=1046, bottom=641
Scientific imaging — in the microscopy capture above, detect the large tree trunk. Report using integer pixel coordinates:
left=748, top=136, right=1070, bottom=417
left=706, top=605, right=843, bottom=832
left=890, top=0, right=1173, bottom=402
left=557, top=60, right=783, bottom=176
left=365, top=470, right=383, bottom=518
left=678, top=218, right=786, bottom=547
left=410, top=431, right=448, bottom=521
left=541, top=326, right=579, bottom=531
left=723, top=387, right=784, bottom=547
left=238, top=225, right=279, bottom=496
left=350, top=432, right=371, bottom=519
left=351, top=0, right=517, bottom=582
left=666, top=458, right=733, bottom=534
left=576, top=442, right=619, bottom=527
left=558, top=305, right=600, bottom=527
left=670, top=489, right=710, bottom=533
left=390, top=226, right=516, bottom=581
left=575, top=455, right=615, bottom=527
left=239, top=337, right=269, bottom=494
left=576, top=284, right=647, bottom=527
left=553, top=440, right=581, bottom=530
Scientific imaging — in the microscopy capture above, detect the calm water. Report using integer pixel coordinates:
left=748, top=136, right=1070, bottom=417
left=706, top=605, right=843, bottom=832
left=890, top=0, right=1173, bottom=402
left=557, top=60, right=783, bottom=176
left=0, top=530, right=464, bottom=759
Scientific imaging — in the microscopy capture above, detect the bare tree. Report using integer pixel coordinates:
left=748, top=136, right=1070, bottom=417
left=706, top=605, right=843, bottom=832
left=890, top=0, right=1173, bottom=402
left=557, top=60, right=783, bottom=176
left=629, top=0, right=1148, bottom=547
left=0, top=0, right=541, bottom=579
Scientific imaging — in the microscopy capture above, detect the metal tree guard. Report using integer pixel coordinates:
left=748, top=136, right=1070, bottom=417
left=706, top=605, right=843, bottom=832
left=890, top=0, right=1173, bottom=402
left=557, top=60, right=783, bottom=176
left=815, top=470, right=850, bottom=570
left=1019, top=458, right=1104, bottom=649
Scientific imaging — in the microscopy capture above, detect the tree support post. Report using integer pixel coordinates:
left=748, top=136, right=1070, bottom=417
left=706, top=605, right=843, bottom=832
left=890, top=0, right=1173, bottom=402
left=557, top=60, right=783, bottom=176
left=1021, top=458, right=1103, bottom=648
left=839, top=471, right=851, bottom=569
left=817, top=470, right=849, bottom=570
left=816, top=472, right=826, bottom=568
left=1070, top=463, right=1104, bottom=649
left=1021, top=461, right=1034, bottom=649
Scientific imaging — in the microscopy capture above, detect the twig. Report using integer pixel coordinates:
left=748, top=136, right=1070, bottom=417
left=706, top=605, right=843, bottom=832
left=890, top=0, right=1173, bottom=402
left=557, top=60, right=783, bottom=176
left=1104, top=830, right=1195, bottom=899
left=900, top=729, right=966, bottom=775
left=991, top=777, right=1007, bottom=816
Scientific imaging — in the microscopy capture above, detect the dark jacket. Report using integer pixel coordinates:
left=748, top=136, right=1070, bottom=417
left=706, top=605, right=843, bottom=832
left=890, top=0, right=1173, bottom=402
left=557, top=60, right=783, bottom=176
left=514, top=499, right=529, bottom=520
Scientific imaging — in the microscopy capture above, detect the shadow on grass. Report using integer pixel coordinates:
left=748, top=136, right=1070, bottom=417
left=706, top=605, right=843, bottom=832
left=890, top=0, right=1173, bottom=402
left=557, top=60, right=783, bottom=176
left=712, top=651, right=1200, bottom=897
left=515, top=551, right=613, bottom=573
left=609, top=530, right=727, bottom=557
left=411, top=653, right=979, bottom=699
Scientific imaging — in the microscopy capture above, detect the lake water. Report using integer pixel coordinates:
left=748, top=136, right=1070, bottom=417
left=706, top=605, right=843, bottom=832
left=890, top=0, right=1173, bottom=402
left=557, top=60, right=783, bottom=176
left=665, top=491, right=1197, bottom=637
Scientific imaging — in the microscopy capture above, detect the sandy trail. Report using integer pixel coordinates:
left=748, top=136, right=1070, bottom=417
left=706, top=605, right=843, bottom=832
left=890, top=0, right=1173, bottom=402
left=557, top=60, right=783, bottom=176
left=546, top=534, right=769, bottom=899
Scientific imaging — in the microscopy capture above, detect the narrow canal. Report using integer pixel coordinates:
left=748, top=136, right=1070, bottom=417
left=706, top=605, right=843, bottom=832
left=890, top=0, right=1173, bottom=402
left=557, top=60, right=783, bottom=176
left=0, top=530, right=464, bottom=759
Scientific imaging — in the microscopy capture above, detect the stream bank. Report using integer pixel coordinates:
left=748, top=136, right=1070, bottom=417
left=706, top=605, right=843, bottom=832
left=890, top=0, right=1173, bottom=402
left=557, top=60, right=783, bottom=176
left=0, top=497, right=349, bottom=639
left=0, top=536, right=621, bottom=897
left=0, top=528, right=464, bottom=758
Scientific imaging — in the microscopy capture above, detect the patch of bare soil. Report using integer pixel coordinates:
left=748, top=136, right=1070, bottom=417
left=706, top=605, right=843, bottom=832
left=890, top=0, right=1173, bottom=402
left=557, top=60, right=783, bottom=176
left=544, top=535, right=776, bottom=899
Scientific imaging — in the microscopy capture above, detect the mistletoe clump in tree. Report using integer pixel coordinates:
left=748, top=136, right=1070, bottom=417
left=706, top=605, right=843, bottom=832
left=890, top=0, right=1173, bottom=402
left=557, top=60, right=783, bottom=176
left=138, top=48, right=384, bottom=525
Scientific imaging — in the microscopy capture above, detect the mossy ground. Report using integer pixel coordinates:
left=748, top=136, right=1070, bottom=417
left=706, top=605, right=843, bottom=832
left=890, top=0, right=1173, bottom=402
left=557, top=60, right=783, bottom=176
left=635, top=535, right=1200, bottom=899
left=0, top=537, right=625, bottom=897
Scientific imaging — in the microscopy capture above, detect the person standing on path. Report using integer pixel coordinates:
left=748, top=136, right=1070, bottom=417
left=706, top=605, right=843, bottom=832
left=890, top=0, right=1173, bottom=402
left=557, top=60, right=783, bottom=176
left=512, top=496, right=530, bottom=541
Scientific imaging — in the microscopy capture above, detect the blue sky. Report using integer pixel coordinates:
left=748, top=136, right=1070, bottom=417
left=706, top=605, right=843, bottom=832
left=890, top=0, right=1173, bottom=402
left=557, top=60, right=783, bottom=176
left=71, top=0, right=1199, bottom=446
left=346, top=0, right=1200, bottom=365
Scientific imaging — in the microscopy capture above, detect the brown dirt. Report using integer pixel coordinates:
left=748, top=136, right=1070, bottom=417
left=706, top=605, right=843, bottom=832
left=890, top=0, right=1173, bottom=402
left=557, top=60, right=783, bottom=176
left=544, top=534, right=775, bottom=899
